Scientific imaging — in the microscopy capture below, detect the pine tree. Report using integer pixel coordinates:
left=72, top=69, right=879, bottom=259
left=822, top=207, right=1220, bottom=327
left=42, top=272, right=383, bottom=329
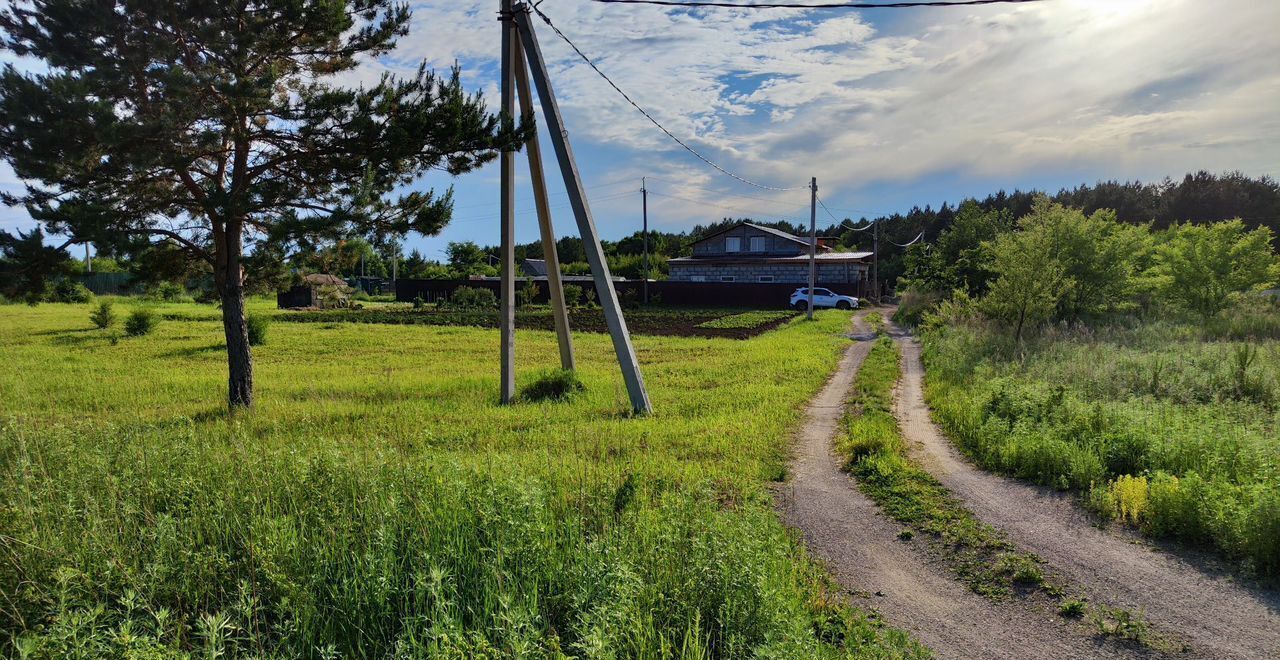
left=0, top=0, right=527, bottom=409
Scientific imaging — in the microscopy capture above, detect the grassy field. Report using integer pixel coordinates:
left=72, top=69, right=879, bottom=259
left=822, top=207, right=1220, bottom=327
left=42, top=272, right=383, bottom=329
left=0, top=299, right=924, bottom=658
left=921, top=317, right=1280, bottom=578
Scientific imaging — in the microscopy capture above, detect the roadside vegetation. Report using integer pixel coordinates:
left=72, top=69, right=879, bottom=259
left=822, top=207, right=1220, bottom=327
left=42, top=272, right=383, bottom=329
left=897, top=196, right=1280, bottom=577
left=0, top=303, right=925, bottom=657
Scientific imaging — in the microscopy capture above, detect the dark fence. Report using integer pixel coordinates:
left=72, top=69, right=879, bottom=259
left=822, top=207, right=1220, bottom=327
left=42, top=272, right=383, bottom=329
left=277, top=285, right=317, bottom=309
left=77, top=272, right=134, bottom=295
left=395, top=278, right=874, bottom=309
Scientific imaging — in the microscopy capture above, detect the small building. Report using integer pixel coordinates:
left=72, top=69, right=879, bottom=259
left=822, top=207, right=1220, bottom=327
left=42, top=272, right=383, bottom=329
left=668, top=222, right=871, bottom=284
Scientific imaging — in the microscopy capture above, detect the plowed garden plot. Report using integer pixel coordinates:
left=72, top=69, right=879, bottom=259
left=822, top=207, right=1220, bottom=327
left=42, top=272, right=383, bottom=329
left=277, top=306, right=798, bottom=338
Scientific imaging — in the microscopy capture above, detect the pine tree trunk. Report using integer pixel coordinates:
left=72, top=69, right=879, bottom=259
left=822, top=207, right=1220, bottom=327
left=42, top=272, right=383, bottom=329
left=220, top=275, right=254, bottom=409
left=216, top=221, right=253, bottom=410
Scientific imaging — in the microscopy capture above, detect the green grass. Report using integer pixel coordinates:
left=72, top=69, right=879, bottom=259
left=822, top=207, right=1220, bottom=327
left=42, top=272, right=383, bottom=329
left=836, top=337, right=1049, bottom=601
left=920, top=318, right=1280, bottom=577
left=0, top=301, right=927, bottom=658
left=694, top=311, right=795, bottom=330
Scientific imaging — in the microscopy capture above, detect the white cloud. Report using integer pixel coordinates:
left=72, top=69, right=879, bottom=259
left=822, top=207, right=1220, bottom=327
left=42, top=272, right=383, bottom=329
left=393, top=0, right=1279, bottom=222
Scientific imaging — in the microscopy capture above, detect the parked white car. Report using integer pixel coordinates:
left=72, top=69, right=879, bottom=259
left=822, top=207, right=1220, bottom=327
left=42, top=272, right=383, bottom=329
left=791, top=287, right=859, bottom=311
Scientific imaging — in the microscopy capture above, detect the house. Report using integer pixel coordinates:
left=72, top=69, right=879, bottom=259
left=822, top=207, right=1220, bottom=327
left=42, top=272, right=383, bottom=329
left=668, top=222, right=871, bottom=284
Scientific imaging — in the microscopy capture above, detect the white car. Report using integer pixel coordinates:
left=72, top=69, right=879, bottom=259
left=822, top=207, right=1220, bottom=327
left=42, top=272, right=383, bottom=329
left=791, top=287, right=859, bottom=311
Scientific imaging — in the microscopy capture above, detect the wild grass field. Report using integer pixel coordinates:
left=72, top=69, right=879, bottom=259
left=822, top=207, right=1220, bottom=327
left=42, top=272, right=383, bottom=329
left=0, top=299, right=924, bottom=658
left=920, top=314, right=1280, bottom=577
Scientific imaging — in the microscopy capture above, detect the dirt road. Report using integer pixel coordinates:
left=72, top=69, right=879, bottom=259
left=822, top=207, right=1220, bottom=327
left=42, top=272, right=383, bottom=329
left=895, top=337, right=1280, bottom=660
left=775, top=314, right=1138, bottom=659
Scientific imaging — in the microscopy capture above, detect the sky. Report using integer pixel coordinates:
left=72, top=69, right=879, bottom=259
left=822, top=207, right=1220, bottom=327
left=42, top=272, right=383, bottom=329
left=2, top=0, right=1278, bottom=260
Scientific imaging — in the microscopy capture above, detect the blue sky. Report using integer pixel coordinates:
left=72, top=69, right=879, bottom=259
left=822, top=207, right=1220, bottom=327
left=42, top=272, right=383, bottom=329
left=3, top=0, right=1278, bottom=259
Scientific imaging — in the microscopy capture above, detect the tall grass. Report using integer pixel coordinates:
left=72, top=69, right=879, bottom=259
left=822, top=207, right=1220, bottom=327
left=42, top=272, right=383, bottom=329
left=921, top=318, right=1280, bottom=577
left=0, top=303, right=925, bottom=657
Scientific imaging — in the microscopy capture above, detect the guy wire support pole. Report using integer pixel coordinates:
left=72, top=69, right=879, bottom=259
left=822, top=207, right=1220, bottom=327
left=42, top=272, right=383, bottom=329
left=807, top=176, right=817, bottom=320
left=514, top=2, right=652, bottom=414
left=513, top=34, right=575, bottom=371
left=498, top=0, right=517, bottom=403
left=642, top=176, right=649, bottom=305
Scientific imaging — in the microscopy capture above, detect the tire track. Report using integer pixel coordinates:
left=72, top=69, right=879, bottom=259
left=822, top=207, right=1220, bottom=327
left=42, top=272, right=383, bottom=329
left=895, top=336, right=1280, bottom=659
left=775, top=314, right=1135, bottom=659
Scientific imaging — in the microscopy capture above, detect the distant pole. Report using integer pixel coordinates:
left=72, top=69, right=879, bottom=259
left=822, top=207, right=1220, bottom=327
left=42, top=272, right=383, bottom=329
left=807, top=176, right=817, bottom=320
left=642, top=176, right=649, bottom=305
left=85, top=243, right=92, bottom=273
left=498, top=0, right=517, bottom=403
left=872, top=218, right=879, bottom=303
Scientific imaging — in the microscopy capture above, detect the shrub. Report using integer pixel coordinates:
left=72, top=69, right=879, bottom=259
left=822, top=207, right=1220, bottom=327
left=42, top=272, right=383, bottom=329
left=124, top=308, right=157, bottom=336
left=315, top=283, right=353, bottom=309
left=48, top=279, right=94, bottom=303
left=520, top=368, right=585, bottom=402
left=562, top=284, right=584, bottom=307
left=144, top=281, right=188, bottom=302
left=246, top=314, right=269, bottom=346
left=412, top=294, right=426, bottom=309
left=89, top=300, right=116, bottom=329
left=584, top=287, right=598, bottom=308
left=447, top=286, right=497, bottom=310
left=516, top=281, right=540, bottom=307
left=893, top=288, right=940, bottom=327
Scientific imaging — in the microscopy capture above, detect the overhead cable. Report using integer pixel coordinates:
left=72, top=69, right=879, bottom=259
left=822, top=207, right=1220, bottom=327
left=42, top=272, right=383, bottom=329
left=526, top=4, right=808, bottom=192
left=888, top=231, right=925, bottom=248
left=590, top=0, right=1045, bottom=8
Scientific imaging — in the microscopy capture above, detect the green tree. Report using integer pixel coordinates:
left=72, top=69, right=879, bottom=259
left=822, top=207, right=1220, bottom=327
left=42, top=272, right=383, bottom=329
left=1017, top=199, right=1150, bottom=320
left=981, top=219, right=1072, bottom=342
left=1153, top=220, right=1278, bottom=318
left=0, top=227, right=72, bottom=300
left=0, top=0, right=527, bottom=408
left=446, top=241, right=490, bottom=275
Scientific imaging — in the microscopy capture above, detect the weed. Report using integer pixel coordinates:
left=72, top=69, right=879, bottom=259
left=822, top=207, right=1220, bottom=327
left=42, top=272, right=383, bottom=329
left=1089, top=606, right=1149, bottom=643
left=519, top=368, right=586, bottom=403
left=1058, top=598, right=1086, bottom=618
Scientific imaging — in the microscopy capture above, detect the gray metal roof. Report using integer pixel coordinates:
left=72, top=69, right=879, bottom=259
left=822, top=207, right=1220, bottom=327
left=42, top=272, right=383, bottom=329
left=691, top=221, right=830, bottom=250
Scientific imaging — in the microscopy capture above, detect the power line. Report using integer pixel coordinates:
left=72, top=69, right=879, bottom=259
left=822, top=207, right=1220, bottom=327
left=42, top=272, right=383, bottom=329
left=526, top=4, right=808, bottom=192
left=646, top=189, right=802, bottom=223
left=887, top=231, right=925, bottom=248
left=590, top=0, right=1045, bottom=8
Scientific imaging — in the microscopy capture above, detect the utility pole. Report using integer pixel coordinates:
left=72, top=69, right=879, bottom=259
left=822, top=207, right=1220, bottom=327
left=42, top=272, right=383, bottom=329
left=85, top=243, right=92, bottom=274
left=872, top=218, right=879, bottom=304
left=641, top=176, right=649, bottom=305
left=498, top=0, right=517, bottom=403
left=807, top=176, right=817, bottom=320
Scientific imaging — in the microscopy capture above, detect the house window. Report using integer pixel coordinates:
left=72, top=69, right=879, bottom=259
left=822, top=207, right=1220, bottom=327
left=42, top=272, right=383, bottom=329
left=757, top=275, right=774, bottom=283
left=720, top=276, right=736, bottom=282
left=725, top=236, right=742, bottom=252
left=750, top=236, right=766, bottom=252
left=691, top=275, right=706, bottom=282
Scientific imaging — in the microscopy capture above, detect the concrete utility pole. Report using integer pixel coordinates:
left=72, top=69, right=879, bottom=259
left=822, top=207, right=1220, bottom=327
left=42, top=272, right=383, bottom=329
left=513, top=37, right=574, bottom=371
left=642, top=176, right=649, bottom=305
left=872, top=217, right=879, bottom=303
left=85, top=243, right=92, bottom=273
left=498, top=0, right=517, bottom=403
left=807, top=176, right=817, bottom=320
left=513, top=2, right=652, bottom=414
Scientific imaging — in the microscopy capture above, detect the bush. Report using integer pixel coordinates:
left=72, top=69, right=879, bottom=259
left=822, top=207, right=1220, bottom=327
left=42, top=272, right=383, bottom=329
left=124, top=308, right=157, bottom=336
left=89, top=300, right=116, bottom=329
left=520, top=368, right=585, bottom=402
left=893, top=288, right=941, bottom=327
left=144, top=281, right=188, bottom=302
left=516, top=281, right=540, bottom=307
left=561, top=284, right=584, bottom=307
left=246, top=314, right=269, bottom=346
left=412, top=294, right=426, bottom=309
left=447, top=286, right=497, bottom=310
left=316, top=283, right=353, bottom=309
left=47, top=279, right=94, bottom=303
